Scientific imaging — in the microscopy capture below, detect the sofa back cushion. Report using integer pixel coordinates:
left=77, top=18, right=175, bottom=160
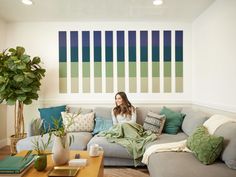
left=66, top=106, right=93, bottom=114
left=38, top=105, right=66, bottom=132
left=214, top=122, right=236, bottom=170
left=94, top=107, right=112, bottom=119
left=181, top=108, right=208, bottom=136
left=61, top=112, right=95, bottom=132
left=136, top=106, right=183, bottom=125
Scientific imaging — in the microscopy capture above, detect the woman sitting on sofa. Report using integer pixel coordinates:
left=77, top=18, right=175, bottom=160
left=112, top=91, right=136, bottom=125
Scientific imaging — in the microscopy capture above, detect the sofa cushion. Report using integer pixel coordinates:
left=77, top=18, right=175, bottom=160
left=143, top=112, right=166, bottom=134
left=145, top=132, right=188, bottom=149
left=181, top=108, right=208, bottom=136
left=16, top=132, right=92, bottom=152
left=93, top=116, right=113, bottom=135
left=187, top=126, right=224, bottom=165
left=68, top=132, right=93, bottom=150
left=148, top=152, right=236, bottom=177
left=87, top=135, right=132, bottom=159
left=94, top=107, right=112, bottom=119
left=160, top=107, right=185, bottom=134
left=38, top=105, right=66, bottom=132
left=66, top=106, right=93, bottom=114
left=61, top=112, right=95, bottom=132
left=214, top=122, right=236, bottom=170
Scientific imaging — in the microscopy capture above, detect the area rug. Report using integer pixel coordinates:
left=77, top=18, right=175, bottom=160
left=104, top=167, right=149, bottom=177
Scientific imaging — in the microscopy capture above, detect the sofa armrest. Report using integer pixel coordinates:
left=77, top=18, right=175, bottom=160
left=27, top=118, right=43, bottom=137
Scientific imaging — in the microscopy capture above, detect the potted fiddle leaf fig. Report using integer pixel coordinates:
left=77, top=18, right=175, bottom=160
left=0, top=46, right=46, bottom=154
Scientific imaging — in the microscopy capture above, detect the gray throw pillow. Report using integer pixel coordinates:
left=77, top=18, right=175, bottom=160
left=181, top=108, right=208, bottom=136
left=143, top=111, right=166, bottom=134
left=214, top=122, right=236, bottom=170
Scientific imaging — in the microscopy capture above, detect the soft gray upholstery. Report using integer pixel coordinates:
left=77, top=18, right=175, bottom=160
left=181, top=107, right=208, bottom=136
left=94, top=107, right=112, bottom=118
left=148, top=152, right=236, bottom=177
left=68, top=132, right=93, bottom=150
left=67, top=106, right=93, bottom=114
left=16, top=132, right=92, bottom=152
left=214, top=122, right=236, bottom=170
left=87, top=135, right=132, bottom=159
left=146, top=132, right=188, bottom=149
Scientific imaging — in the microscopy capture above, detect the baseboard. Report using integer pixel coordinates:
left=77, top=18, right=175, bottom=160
left=192, top=101, right=236, bottom=114
left=0, top=138, right=7, bottom=148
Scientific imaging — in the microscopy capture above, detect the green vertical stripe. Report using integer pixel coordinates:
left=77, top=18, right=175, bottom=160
left=164, top=62, right=171, bottom=77
left=129, top=62, right=136, bottom=77
left=83, top=62, right=90, bottom=77
left=176, top=62, right=183, bottom=77
left=59, top=62, right=67, bottom=77
left=141, top=62, right=148, bottom=77
left=94, top=62, right=102, bottom=77
left=152, top=62, right=159, bottom=77
left=106, top=62, right=113, bottom=77
left=117, top=62, right=125, bottom=77
left=71, top=62, right=78, bottom=77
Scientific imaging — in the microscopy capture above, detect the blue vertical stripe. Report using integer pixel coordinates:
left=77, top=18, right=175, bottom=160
left=164, top=31, right=171, bottom=61
left=59, top=31, right=67, bottom=62
left=117, top=31, right=124, bottom=62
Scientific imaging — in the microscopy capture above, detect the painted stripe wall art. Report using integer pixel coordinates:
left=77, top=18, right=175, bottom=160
left=58, top=30, right=184, bottom=94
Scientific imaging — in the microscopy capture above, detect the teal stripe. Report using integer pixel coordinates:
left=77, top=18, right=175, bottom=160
left=59, top=47, right=66, bottom=62
left=82, top=47, right=90, bottom=62
left=140, top=47, right=148, bottom=62
left=129, top=47, right=136, bottom=62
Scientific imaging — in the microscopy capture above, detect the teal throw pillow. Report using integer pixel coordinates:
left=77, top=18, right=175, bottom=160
left=38, top=105, right=66, bottom=132
left=187, top=126, right=224, bottom=165
left=93, top=116, right=113, bottom=135
left=160, top=107, right=185, bottom=134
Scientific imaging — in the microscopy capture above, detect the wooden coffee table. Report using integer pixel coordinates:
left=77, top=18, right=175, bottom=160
left=16, top=151, right=104, bottom=177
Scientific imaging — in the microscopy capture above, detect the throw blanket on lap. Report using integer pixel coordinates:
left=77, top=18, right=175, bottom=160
left=142, top=114, right=236, bottom=165
left=98, top=123, right=158, bottom=166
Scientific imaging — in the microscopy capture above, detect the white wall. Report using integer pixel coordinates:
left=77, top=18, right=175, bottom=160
left=0, top=18, right=7, bottom=147
left=192, top=0, right=236, bottom=113
left=5, top=22, right=192, bottom=142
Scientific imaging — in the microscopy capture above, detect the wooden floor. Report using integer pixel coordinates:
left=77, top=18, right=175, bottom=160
left=0, top=146, right=149, bottom=177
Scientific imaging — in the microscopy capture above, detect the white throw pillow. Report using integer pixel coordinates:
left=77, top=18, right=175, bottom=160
left=61, top=112, right=95, bottom=132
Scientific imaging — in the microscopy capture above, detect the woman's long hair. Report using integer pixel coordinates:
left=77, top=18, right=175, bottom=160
left=113, top=92, right=135, bottom=117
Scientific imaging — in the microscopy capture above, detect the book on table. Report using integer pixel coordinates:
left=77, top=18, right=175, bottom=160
left=0, top=154, right=34, bottom=175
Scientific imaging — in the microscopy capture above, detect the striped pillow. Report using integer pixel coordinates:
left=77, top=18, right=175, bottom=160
left=143, top=111, right=166, bottom=134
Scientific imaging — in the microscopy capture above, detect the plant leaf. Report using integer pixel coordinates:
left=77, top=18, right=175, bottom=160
left=13, top=75, right=24, bottom=82
left=6, top=98, right=16, bottom=105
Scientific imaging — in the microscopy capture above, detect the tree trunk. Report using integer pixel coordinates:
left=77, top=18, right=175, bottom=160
left=14, top=101, right=24, bottom=138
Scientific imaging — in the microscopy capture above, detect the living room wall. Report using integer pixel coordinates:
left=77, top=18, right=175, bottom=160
left=192, top=0, right=236, bottom=113
left=0, top=18, right=7, bottom=148
left=4, top=22, right=192, bottom=142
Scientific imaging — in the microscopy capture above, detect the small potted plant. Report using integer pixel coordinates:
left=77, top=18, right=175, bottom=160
left=50, top=116, right=75, bottom=166
left=24, top=132, right=53, bottom=171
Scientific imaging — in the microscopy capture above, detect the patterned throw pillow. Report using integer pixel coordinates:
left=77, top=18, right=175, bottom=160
left=61, top=112, right=95, bottom=132
left=187, top=126, right=224, bottom=165
left=143, top=111, right=166, bottom=134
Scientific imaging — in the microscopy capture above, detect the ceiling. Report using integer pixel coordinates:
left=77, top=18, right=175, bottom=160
left=0, top=0, right=215, bottom=22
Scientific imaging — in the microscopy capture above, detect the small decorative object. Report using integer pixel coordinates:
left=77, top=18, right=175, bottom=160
left=23, top=132, right=52, bottom=171
left=89, top=144, right=103, bottom=157
left=50, top=118, right=74, bottom=165
left=0, top=46, right=46, bottom=154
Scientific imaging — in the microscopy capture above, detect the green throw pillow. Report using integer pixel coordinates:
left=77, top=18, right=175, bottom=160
left=187, top=126, right=224, bottom=165
left=160, top=107, right=185, bottom=134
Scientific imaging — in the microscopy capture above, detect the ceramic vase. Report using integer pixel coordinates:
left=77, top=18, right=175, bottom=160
left=52, top=135, right=69, bottom=165
left=34, top=155, right=47, bottom=171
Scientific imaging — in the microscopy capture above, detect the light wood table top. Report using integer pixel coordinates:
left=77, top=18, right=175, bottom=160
left=16, top=151, right=104, bottom=177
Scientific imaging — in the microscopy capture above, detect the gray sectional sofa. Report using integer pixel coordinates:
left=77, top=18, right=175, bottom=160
left=16, top=106, right=236, bottom=177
